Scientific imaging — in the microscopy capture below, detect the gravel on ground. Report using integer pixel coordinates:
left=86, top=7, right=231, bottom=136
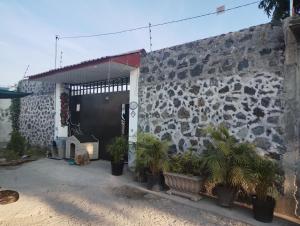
left=0, top=159, right=286, bottom=226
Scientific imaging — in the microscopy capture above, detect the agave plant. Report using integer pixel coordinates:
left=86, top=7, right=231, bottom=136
left=136, top=133, right=168, bottom=176
left=201, top=124, right=258, bottom=193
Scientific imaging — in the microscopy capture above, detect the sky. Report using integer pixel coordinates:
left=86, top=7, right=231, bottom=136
left=0, top=0, right=270, bottom=87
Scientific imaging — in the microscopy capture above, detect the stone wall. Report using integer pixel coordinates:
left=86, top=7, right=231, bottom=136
left=281, top=16, right=300, bottom=218
left=13, top=18, right=300, bottom=220
left=19, top=80, right=55, bottom=146
left=139, top=23, right=285, bottom=158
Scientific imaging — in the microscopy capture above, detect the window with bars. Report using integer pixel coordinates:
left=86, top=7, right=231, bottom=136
left=69, top=77, right=130, bottom=96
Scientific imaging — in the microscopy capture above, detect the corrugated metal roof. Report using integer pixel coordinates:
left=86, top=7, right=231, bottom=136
left=0, top=88, right=31, bottom=99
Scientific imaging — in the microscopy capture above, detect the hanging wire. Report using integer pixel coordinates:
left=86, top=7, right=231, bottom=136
left=54, top=1, right=259, bottom=68
left=58, top=1, right=259, bottom=40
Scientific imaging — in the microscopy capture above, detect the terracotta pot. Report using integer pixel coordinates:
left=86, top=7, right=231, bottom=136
left=163, top=172, right=203, bottom=201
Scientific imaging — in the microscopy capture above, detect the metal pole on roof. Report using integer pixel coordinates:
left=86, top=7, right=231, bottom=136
left=60, top=51, right=63, bottom=68
left=55, top=35, right=59, bottom=69
left=148, top=22, right=152, bottom=52
left=23, top=65, right=30, bottom=79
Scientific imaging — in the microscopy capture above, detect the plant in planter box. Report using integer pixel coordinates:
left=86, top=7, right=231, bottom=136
left=107, top=136, right=128, bottom=176
left=163, top=150, right=203, bottom=201
left=136, top=133, right=168, bottom=191
left=250, top=156, right=282, bottom=223
left=201, top=124, right=257, bottom=207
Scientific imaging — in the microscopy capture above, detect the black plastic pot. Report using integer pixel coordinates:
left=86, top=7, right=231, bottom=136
left=135, top=168, right=147, bottom=183
left=111, top=161, right=124, bottom=176
left=160, top=172, right=169, bottom=190
left=146, top=172, right=162, bottom=191
left=215, top=185, right=236, bottom=207
left=252, top=195, right=276, bottom=223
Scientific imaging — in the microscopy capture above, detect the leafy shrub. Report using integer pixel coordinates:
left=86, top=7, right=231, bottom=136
left=9, top=91, right=20, bottom=131
left=7, top=131, right=26, bottom=157
left=107, top=136, right=128, bottom=163
left=24, top=146, right=47, bottom=159
left=201, top=124, right=258, bottom=193
left=250, top=156, right=283, bottom=200
left=60, top=92, right=69, bottom=126
left=164, top=150, right=202, bottom=176
left=2, top=149, right=20, bottom=161
left=136, top=133, right=168, bottom=176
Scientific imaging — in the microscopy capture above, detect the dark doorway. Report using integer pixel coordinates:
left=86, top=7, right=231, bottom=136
left=69, top=91, right=129, bottom=160
left=70, top=143, right=75, bottom=159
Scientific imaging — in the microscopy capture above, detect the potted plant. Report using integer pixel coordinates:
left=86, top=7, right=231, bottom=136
left=107, top=136, right=128, bottom=176
left=134, top=153, right=148, bottom=183
left=251, top=156, right=282, bottom=223
left=136, top=133, right=168, bottom=191
left=201, top=124, right=257, bottom=207
left=163, top=150, right=203, bottom=201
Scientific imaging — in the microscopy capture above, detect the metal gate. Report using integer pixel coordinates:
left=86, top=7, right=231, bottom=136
left=68, top=77, right=129, bottom=160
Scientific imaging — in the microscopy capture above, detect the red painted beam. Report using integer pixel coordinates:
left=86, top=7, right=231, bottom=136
left=29, top=49, right=145, bottom=80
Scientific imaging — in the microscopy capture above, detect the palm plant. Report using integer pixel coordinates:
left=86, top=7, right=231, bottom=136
left=250, top=155, right=282, bottom=222
left=107, top=136, right=128, bottom=163
left=136, top=133, right=168, bottom=176
left=251, top=156, right=282, bottom=201
left=201, top=124, right=258, bottom=195
left=107, top=136, right=128, bottom=176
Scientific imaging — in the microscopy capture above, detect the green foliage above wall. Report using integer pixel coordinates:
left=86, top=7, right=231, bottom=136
left=0, top=109, right=9, bottom=121
left=9, top=85, right=21, bottom=132
left=6, top=130, right=26, bottom=156
left=259, top=0, right=300, bottom=20
left=60, top=92, right=69, bottom=127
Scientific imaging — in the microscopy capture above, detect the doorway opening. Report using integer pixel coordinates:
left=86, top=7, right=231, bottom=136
left=70, top=143, right=75, bottom=159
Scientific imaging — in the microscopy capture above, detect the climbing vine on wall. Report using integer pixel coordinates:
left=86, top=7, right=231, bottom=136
left=60, top=92, right=69, bottom=127
left=9, top=85, right=21, bottom=132
left=0, top=109, right=9, bottom=121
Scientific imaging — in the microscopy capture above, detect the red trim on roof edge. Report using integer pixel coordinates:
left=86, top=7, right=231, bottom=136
left=29, top=49, right=146, bottom=80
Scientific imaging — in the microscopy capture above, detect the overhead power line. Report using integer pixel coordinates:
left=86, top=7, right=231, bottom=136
left=58, top=1, right=259, bottom=40
left=54, top=1, right=259, bottom=68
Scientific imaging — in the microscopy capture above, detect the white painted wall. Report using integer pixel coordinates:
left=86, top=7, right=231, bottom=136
left=0, top=99, right=12, bottom=147
left=54, top=83, right=68, bottom=139
left=128, top=68, right=139, bottom=169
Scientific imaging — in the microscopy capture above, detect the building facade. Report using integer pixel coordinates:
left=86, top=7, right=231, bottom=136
left=18, top=17, right=300, bottom=220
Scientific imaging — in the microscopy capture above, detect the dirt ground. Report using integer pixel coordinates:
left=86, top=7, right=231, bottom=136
left=0, top=159, right=292, bottom=226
